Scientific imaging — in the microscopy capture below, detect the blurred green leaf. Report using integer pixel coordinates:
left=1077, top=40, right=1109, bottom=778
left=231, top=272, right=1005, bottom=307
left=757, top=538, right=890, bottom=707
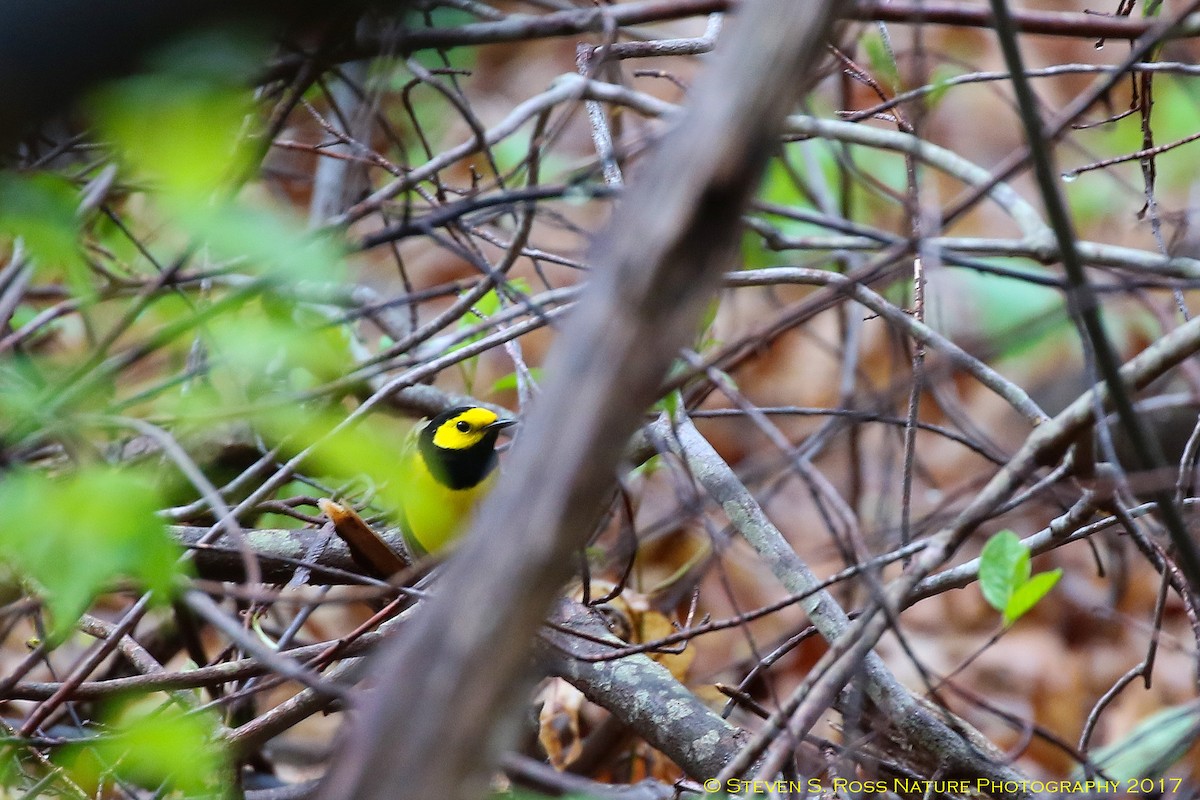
left=87, top=31, right=345, bottom=284
left=0, top=358, right=118, bottom=443
left=1146, top=77, right=1200, bottom=192
left=629, top=453, right=662, bottom=480
left=927, top=267, right=1068, bottom=361
left=742, top=157, right=817, bottom=271
left=205, top=296, right=355, bottom=396
left=491, top=367, right=542, bottom=394
left=978, top=530, right=1028, bottom=613
left=863, top=32, right=901, bottom=93
left=1004, top=568, right=1062, bottom=624
left=0, top=468, right=183, bottom=641
left=697, top=296, right=721, bottom=351
left=90, top=32, right=263, bottom=198
left=657, top=390, right=683, bottom=420
left=61, top=702, right=229, bottom=798
left=184, top=203, right=347, bottom=282
left=451, top=279, right=532, bottom=391
left=926, top=65, right=961, bottom=108
left=0, top=173, right=86, bottom=286
left=254, top=406, right=408, bottom=512
left=461, top=279, right=530, bottom=334
left=742, top=144, right=906, bottom=271
left=1077, top=702, right=1200, bottom=784
left=93, top=74, right=252, bottom=197
left=0, top=359, right=48, bottom=437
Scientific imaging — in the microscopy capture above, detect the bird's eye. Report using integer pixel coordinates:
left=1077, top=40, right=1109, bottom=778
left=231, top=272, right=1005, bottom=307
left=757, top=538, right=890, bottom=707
left=456, top=420, right=471, bottom=433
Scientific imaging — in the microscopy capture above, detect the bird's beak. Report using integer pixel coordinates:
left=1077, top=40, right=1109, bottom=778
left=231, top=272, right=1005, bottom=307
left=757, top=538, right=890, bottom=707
left=486, top=418, right=518, bottom=433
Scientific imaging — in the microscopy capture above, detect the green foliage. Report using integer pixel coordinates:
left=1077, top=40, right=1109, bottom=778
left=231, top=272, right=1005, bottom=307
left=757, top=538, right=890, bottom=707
left=1067, top=76, right=1200, bottom=196
left=0, top=359, right=51, bottom=439
left=926, top=266, right=1068, bottom=362
left=89, top=32, right=262, bottom=197
left=742, top=157, right=820, bottom=271
left=453, top=279, right=530, bottom=390
left=656, top=389, right=684, bottom=420
left=979, top=531, right=1028, bottom=610
left=0, top=468, right=184, bottom=641
left=978, top=530, right=1061, bottom=625
left=490, top=366, right=542, bottom=394
left=203, top=296, right=358, bottom=396
left=696, top=295, right=721, bottom=352
left=253, top=406, right=408, bottom=512
left=0, top=173, right=85, bottom=285
left=742, top=145, right=907, bottom=271
left=96, top=73, right=251, bottom=196
left=89, top=30, right=346, bottom=284
left=488, top=129, right=571, bottom=183
left=186, top=204, right=348, bottom=282
left=1146, top=77, right=1200, bottom=192
left=629, top=453, right=662, bottom=480
left=60, top=702, right=229, bottom=798
left=862, top=32, right=901, bottom=93
left=405, top=7, right=477, bottom=71
left=468, top=282, right=512, bottom=323
left=1076, top=702, right=1200, bottom=784
left=925, top=65, right=961, bottom=109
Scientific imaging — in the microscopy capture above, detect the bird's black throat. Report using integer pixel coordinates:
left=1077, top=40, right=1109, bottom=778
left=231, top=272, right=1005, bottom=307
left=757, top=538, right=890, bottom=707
left=418, top=428, right=501, bottom=490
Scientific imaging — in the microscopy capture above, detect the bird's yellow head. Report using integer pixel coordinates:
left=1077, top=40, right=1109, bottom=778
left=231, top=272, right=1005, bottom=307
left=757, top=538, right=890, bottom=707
left=429, top=406, right=511, bottom=450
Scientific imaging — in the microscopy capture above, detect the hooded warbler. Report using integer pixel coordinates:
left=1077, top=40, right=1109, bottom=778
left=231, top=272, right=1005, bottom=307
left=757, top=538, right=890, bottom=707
left=399, top=405, right=516, bottom=556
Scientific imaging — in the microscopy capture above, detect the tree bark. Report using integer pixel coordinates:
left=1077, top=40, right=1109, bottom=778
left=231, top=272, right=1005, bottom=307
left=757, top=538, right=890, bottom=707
left=316, top=2, right=840, bottom=799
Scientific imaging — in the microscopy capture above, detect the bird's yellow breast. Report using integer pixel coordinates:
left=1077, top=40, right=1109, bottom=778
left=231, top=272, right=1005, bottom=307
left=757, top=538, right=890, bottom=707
left=399, top=446, right=497, bottom=556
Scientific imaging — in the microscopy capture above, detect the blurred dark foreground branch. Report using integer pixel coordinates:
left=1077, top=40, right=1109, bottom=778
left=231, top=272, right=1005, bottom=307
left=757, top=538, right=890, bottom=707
left=316, top=2, right=839, bottom=799
left=0, top=0, right=414, bottom=152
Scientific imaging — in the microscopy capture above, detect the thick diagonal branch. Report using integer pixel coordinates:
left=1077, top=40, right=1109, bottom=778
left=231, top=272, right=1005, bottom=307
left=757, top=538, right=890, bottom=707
left=316, top=3, right=840, bottom=799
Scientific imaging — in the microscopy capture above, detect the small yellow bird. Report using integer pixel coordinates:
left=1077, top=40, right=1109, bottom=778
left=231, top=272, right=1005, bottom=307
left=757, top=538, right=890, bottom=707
left=398, top=405, right=516, bottom=557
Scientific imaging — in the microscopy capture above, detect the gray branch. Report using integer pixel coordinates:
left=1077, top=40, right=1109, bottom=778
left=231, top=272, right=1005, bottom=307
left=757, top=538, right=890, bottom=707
left=316, top=4, right=841, bottom=799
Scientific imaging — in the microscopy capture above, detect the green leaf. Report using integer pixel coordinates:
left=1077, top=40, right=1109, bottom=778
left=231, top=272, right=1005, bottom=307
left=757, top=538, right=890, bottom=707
left=452, top=280, right=532, bottom=389
left=662, top=391, right=681, bottom=422
left=926, top=267, right=1069, bottom=362
left=89, top=32, right=264, bottom=198
left=742, top=157, right=820, bottom=271
left=490, top=367, right=542, bottom=394
left=462, top=279, right=530, bottom=330
left=0, top=468, right=183, bottom=641
left=1077, top=702, right=1200, bottom=784
left=629, top=453, right=662, bottom=480
left=863, top=32, right=901, bottom=92
left=254, top=406, right=410, bottom=513
left=697, top=296, right=721, bottom=351
left=182, top=203, right=347, bottom=282
left=0, top=173, right=86, bottom=286
left=979, top=531, right=1061, bottom=626
left=88, top=31, right=345, bottom=286
left=926, top=65, right=961, bottom=108
left=204, top=296, right=356, bottom=395
left=978, top=530, right=1027, bottom=612
left=0, top=359, right=49, bottom=440
left=60, top=703, right=229, bottom=797
left=1003, top=568, right=1062, bottom=624
left=93, top=74, right=253, bottom=197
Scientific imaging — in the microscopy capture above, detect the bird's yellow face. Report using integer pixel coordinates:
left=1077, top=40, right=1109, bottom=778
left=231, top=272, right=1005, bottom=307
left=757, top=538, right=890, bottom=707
left=430, top=407, right=503, bottom=450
